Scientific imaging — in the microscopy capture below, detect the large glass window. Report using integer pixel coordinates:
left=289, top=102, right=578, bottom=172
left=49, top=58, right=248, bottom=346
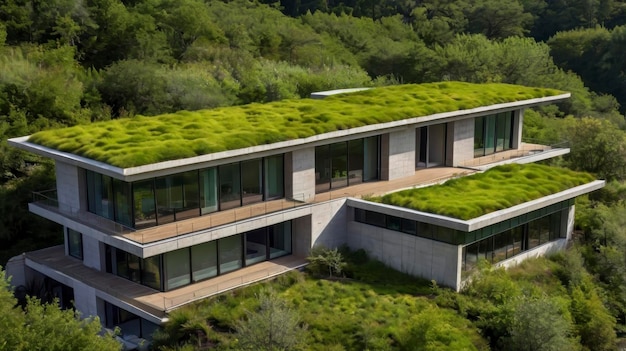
left=245, top=228, right=267, bottom=266
left=178, top=171, right=200, bottom=220
left=474, top=112, right=514, bottom=157
left=133, top=179, right=156, bottom=229
left=264, top=155, right=284, bottom=200
left=269, top=222, right=292, bottom=259
left=113, top=179, right=132, bottom=227
left=67, top=229, right=83, bottom=260
left=165, top=248, right=190, bottom=290
left=331, top=142, right=348, bottom=189
left=219, top=163, right=241, bottom=210
left=191, top=241, right=217, bottom=282
left=142, top=255, right=162, bottom=290
left=315, top=137, right=379, bottom=193
left=200, top=168, right=218, bottom=215
left=242, top=159, right=263, bottom=205
left=219, top=234, right=242, bottom=274
left=155, top=176, right=177, bottom=225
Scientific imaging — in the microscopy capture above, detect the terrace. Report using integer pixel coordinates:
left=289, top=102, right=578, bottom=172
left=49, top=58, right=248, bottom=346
left=29, top=167, right=471, bottom=245
left=25, top=246, right=307, bottom=321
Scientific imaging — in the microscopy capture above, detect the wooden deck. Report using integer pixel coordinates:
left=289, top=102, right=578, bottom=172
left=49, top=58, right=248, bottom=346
left=31, top=167, right=472, bottom=244
left=26, top=246, right=307, bottom=318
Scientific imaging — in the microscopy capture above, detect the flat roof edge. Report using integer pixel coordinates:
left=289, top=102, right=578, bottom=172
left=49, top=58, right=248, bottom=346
left=10, top=92, right=570, bottom=180
left=347, top=179, right=604, bottom=232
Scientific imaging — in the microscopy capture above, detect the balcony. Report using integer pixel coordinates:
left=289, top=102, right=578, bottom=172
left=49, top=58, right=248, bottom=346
left=30, top=167, right=473, bottom=245
left=25, top=246, right=307, bottom=321
left=458, top=141, right=570, bottom=170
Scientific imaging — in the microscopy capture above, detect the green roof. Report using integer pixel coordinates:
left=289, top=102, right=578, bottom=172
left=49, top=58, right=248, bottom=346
left=27, top=82, right=564, bottom=168
left=376, top=164, right=594, bottom=220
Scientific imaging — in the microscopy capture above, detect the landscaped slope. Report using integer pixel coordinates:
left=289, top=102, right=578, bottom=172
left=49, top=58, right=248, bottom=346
left=27, top=82, right=563, bottom=168
left=377, top=164, right=595, bottom=220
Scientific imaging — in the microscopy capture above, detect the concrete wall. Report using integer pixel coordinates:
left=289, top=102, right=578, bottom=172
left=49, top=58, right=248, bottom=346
left=451, top=118, right=474, bottom=166
left=386, top=129, right=416, bottom=180
left=73, top=281, right=99, bottom=319
left=310, top=198, right=349, bottom=249
left=55, top=161, right=82, bottom=214
left=288, top=148, right=316, bottom=203
left=346, top=221, right=461, bottom=290
left=81, top=232, right=102, bottom=270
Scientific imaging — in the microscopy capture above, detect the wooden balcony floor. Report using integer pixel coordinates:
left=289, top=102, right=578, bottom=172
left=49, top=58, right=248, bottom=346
left=26, top=246, right=307, bottom=319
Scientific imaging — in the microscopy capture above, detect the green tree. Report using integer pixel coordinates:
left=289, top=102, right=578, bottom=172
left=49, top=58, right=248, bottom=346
left=465, top=0, right=533, bottom=39
left=504, top=296, right=578, bottom=351
left=564, top=117, right=626, bottom=180
left=0, top=268, right=120, bottom=351
left=235, top=288, right=307, bottom=351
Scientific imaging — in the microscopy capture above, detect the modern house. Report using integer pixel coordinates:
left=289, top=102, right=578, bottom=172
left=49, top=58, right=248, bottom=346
left=6, top=82, right=604, bottom=345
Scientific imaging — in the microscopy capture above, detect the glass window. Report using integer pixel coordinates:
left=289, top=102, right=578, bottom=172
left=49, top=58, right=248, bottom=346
left=133, top=179, right=156, bottom=229
left=464, top=242, right=479, bottom=271
left=142, top=255, right=161, bottom=290
left=155, top=176, right=177, bottom=225
left=401, top=219, right=416, bottom=235
left=245, top=228, right=267, bottom=266
left=511, top=226, right=524, bottom=256
left=164, top=248, right=190, bottom=290
left=364, top=210, right=386, bottom=228
left=417, top=222, right=434, bottom=239
left=363, top=136, right=379, bottom=181
left=264, top=155, right=284, bottom=200
left=219, top=234, right=242, bottom=274
left=219, top=163, right=241, bottom=210
left=495, top=113, right=507, bottom=152
left=86, top=171, right=115, bottom=220
left=492, top=231, right=509, bottom=263
left=269, top=221, right=292, bottom=259
left=504, top=112, right=513, bottom=150
left=177, top=171, right=199, bottom=221
left=113, top=179, right=132, bottom=227
left=331, top=142, right=348, bottom=189
left=474, top=117, right=484, bottom=157
left=200, top=168, right=218, bottom=215
left=354, top=208, right=366, bottom=223
left=242, top=159, right=263, bottom=205
left=315, top=145, right=331, bottom=193
left=67, top=229, right=83, bottom=260
left=191, top=241, right=217, bottom=282
left=348, top=139, right=364, bottom=185
left=484, top=115, right=496, bottom=155
left=478, top=237, right=494, bottom=263
left=537, top=215, right=551, bottom=245
left=386, top=216, right=402, bottom=231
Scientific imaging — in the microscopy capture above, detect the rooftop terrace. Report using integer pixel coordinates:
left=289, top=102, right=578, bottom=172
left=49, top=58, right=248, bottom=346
left=375, top=164, right=595, bottom=220
left=24, top=82, right=564, bottom=169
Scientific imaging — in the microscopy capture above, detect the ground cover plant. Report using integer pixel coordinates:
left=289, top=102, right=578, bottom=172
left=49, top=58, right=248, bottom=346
left=153, top=248, right=488, bottom=351
left=26, top=82, right=562, bottom=168
left=376, top=164, right=595, bottom=220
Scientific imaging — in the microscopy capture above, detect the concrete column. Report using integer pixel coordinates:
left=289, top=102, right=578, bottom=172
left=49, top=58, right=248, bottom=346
left=82, top=234, right=102, bottom=270
left=512, top=109, right=523, bottom=149
left=55, top=161, right=82, bottom=214
left=287, top=148, right=315, bottom=203
left=450, top=119, right=474, bottom=167
left=387, top=128, right=416, bottom=180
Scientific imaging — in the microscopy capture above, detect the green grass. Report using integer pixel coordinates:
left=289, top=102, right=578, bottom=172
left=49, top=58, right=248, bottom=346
left=161, top=249, right=488, bottom=351
left=377, top=164, right=595, bottom=220
left=27, top=82, right=564, bottom=168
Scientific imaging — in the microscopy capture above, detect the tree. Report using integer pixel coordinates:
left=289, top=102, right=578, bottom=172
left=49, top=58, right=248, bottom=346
left=505, top=296, right=578, bottom=351
left=307, top=246, right=347, bottom=277
left=0, top=268, right=120, bottom=351
left=564, top=117, right=626, bottom=181
left=235, top=288, right=307, bottom=351
left=466, top=0, right=533, bottom=39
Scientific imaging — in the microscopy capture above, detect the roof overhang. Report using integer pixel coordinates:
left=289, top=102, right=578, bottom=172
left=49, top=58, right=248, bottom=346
left=347, top=178, right=604, bottom=232
left=8, top=93, right=570, bottom=182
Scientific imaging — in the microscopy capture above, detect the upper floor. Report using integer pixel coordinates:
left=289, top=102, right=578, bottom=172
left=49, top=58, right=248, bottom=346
left=9, top=82, right=571, bottom=253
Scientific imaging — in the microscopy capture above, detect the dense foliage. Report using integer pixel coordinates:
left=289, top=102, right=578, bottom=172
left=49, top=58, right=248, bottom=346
left=0, top=268, right=121, bottom=350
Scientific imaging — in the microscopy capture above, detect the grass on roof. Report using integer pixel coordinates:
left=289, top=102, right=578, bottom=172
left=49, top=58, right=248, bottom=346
left=376, top=164, right=594, bottom=220
left=27, top=82, right=564, bottom=168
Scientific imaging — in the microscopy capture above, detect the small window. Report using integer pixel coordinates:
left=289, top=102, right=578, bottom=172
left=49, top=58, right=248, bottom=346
left=67, top=229, right=83, bottom=260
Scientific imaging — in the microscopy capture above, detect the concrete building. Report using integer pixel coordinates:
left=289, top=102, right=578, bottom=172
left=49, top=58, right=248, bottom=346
left=6, top=83, right=603, bottom=346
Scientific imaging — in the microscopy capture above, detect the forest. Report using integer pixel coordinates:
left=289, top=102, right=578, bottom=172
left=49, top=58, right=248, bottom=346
left=1, top=0, right=626, bottom=350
